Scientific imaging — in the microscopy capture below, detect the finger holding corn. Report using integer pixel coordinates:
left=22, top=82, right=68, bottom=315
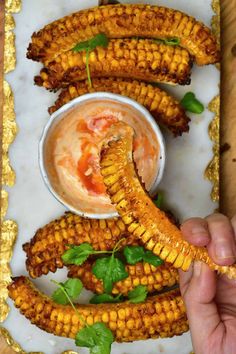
left=100, top=122, right=236, bottom=280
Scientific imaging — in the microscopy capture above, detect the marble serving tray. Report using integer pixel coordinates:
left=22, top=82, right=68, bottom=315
left=2, top=0, right=219, bottom=353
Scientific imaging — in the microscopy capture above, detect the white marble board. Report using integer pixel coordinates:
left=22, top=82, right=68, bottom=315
left=4, top=0, right=219, bottom=353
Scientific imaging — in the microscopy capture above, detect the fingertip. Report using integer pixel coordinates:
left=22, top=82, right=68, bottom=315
left=206, top=213, right=236, bottom=266
left=181, top=218, right=210, bottom=246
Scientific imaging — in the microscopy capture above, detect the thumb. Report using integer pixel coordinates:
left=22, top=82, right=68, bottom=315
left=179, top=262, right=221, bottom=354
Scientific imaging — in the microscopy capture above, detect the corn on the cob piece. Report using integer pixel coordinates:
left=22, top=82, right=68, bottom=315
left=34, top=39, right=192, bottom=90
left=23, top=212, right=135, bottom=279
left=8, top=276, right=188, bottom=342
left=68, top=261, right=179, bottom=296
left=100, top=122, right=236, bottom=279
left=49, top=78, right=190, bottom=136
left=27, top=4, right=219, bottom=66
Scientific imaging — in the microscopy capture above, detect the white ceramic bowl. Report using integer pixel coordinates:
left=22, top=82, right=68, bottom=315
left=39, top=92, right=166, bottom=219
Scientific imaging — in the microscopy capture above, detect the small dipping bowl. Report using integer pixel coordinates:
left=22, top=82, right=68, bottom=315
left=39, top=92, right=166, bottom=219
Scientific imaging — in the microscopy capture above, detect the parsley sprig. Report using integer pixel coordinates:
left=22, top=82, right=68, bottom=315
left=73, top=33, right=109, bottom=87
left=51, top=279, right=114, bottom=354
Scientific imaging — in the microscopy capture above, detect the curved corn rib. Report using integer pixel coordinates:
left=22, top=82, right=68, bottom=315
left=49, top=78, right=190, bottom=136
left=8, top=276, right=188, bottom=342
left=23, top=212, right=135, bottom=278
left=34, top=39, right=192, bottom=90
left=100, top=122, right=236, bottom=279
left=27, top=4, right=219, bottom=66
left=68, top=261, right=179, bottom=296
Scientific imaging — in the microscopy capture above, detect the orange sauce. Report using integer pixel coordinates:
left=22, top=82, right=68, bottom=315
left=45, top=99, right=160, bottom=215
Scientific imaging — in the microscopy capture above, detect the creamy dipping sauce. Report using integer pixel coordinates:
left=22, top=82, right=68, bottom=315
left=44, top=99, right=160, bottom=215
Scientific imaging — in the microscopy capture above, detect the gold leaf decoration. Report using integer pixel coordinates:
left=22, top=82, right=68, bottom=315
left=4, top=31, right=16, bottom=73
left=205, top=95, right=220, bottom=202
left=5, top=13, right=15, bottom=32
left=204, top=0, right=220, bottom=202
left=2, top=80, right=18, bottom=186
left=5, top=0, right=21, bottom=13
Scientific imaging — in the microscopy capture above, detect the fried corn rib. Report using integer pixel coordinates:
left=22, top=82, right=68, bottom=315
left=27, top=4, right=219, bottom=66
left=49, top=78, right=190, bottom=136
left=68, top=261, right=179, bottom=296
left=23, top=212, right=136, bottom=279
left=8, top=276, right=188, bottom=342
left=100, top=122, right=236, bottom=279
left=35, top=39, right=192, bottom=90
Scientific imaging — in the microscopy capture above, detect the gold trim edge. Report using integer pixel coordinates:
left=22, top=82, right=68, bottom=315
left=204, top=0, right=220, bottom=202
left=0, top=0, right=219, bottom=353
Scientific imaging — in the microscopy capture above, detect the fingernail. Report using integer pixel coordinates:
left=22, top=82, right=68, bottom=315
left=193, top=261, right=202, bottom=277
left=191, top=226, right=207, bottom=235
left=191, top=226, right=208, bottom=236
left=215, top=241, right=236, bottom=260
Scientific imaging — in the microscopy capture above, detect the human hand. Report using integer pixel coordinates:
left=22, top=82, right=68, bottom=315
left=179, top=213, right=236, bottom=354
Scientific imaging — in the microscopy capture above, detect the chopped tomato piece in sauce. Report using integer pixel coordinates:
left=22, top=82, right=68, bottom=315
left=77, top=140, right=106, bottom=195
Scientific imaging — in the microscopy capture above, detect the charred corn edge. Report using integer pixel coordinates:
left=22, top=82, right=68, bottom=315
left=8, top=276, right=188, bottom=342
left=48, top=78, right=190, bottom=136
left=35, top=39, right=192, bottom=90
left=27, top=4, right=219, bottom=65
left=23, top=212, right=130, bottom=279
left=100, top=124, right=236, bottom=279
left=67, top=261, right=179, bottom=295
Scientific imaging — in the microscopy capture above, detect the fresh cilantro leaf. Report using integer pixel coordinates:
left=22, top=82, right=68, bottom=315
left=90, top=293, right=123, bottom=304
left=154, top=192, right=164, bottom=209
left=73, top=40, right=90, bottom=52
left=52, top=279, right=83, bottom=305
left=128, top=285, right=148, bottom=304
left=73, top=33, right=109, bottom=87
left=142, top=251, right=164, bottom=267
left=154, top=38, right=180, bottom=46
left=181, top=92, right=204, bottom=114
left=92, top=255, right=128, bottom=293
left=75, top=322, right=114, bottom=354
left=123, top=246, right=145, bottom=265
left=62, top=243, right=94, bottom=266
left=89, top=33, right=109, bottom=51
left=123, top=246, right=163, bottom=267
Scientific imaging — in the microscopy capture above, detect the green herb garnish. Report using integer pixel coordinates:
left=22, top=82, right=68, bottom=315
left=154, top=192, right=164, bottom=209
left=154, top=37, right=180, bottom=46
left=62, top=238, right=125, bottom=267
left=92, top=255, right=128, bottom=294
left=51, top=279, right=114, bottom=354
left=128, top=285, right=148, bottom=304
left=62, top=243, right=94, bottom=266
left=51, top=278, right=83, bottom=305
left=73, top=33, right=109, bottom=87
left=123, top=245, right=164, bottom=267
left=75, top=322, right=114, bottom=354
left=180, top=92, right=204, bottom=114
left=90, top=293, right=123, bottom=304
